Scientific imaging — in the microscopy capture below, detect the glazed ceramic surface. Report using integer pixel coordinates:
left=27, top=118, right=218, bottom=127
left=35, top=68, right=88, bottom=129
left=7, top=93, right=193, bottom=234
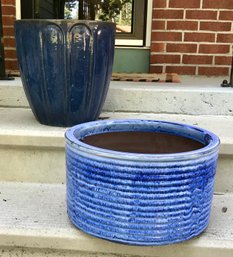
left=15, top=20, right=115, bottom=126
left=65, top=119, right=220, bottom=245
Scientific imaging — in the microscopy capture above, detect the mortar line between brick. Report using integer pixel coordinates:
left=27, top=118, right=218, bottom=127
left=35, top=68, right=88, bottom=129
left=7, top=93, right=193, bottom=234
left=200, top=0, right=204, bottom=9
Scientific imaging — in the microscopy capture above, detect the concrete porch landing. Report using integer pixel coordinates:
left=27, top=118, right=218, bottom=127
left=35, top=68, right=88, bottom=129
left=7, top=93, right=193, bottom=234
left=0, top=76, right=233, bottom=116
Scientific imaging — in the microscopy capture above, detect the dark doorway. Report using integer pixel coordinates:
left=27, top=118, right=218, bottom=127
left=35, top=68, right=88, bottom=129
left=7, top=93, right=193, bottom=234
left=20, top=0, right=64, bottom=19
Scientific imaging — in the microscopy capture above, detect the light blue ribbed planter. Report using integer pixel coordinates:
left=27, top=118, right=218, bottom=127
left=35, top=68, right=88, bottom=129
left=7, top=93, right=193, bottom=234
left=65, top=119, right=220, bottom=245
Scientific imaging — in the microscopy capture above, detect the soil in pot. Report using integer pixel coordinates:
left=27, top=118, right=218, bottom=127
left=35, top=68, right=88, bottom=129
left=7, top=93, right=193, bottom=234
left=81, top=131, right=205, bottom=154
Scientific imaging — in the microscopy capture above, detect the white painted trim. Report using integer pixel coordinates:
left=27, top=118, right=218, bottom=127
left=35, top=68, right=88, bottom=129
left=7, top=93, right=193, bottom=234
left=115, top=0, right=153, bottom=47
left=146, top=0, right=153, bottom=47
left=15, top=0, right=21, bottom=20
left=115, top=39, right=143, bottom=46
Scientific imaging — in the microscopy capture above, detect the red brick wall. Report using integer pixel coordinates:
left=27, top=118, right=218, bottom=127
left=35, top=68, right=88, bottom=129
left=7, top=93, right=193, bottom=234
left=150, top=0, right=233, bottom=76
left=1, top=0, right=18, bottom=74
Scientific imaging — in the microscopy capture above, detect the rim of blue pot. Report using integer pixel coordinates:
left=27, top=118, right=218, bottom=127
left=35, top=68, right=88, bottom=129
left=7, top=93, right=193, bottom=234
left=15, top=19, right=115, bottom=25
left=65, top=119, right=220, bottom=162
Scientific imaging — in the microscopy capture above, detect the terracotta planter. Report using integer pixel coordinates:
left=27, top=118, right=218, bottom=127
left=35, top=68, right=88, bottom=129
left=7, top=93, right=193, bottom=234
left=15, top=20, right=115, bottom=126
left=65, top=119, right=220, bottom=245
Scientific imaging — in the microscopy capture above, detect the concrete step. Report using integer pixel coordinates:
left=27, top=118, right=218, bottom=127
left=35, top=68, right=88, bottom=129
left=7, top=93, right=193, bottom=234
left=0, top=77, right=232, bottom=256
left=0, top=181, right=232, bottom=257
left=0, top=107, right=232, bottom=192
left=0, top=76, right=233, bottom=116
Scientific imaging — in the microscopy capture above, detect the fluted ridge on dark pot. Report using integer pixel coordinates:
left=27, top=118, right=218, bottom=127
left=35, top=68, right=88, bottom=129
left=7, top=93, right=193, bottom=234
left=65, top=119, right=220, bottom=245
left=15, top=20, right=115, bottom=126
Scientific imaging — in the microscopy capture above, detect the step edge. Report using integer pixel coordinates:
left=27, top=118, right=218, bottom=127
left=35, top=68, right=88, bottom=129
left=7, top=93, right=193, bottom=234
left=0, top=227, right=232, bottom=257
left=1, top=81, right=233, bottom=116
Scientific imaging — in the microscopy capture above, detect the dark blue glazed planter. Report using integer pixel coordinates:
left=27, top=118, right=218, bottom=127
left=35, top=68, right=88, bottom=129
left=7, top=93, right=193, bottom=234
left=15, top=20, right=115, bottom=126
left=65, top=119, right=220, bottom=245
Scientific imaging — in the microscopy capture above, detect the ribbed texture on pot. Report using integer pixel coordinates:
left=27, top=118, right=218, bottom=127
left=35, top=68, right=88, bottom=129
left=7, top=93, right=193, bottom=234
left=66, top=143, right=218, bottom=245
